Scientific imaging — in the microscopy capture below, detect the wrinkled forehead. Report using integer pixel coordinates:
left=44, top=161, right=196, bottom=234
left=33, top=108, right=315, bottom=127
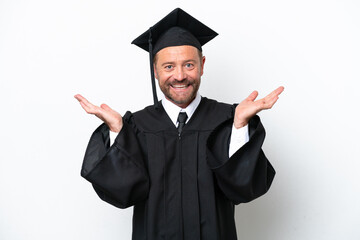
left=154, top=45, right=202, bottom=64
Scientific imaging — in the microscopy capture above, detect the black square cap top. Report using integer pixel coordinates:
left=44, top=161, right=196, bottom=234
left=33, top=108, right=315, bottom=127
left=131, top=8, right=218, bottom=55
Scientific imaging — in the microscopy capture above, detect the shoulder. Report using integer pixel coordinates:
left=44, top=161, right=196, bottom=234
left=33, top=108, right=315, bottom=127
left=123, top=103, right=173, bottom=132
left=200, top=97, right=235, bottom=118
left=182, top=97, right=235, bottom=131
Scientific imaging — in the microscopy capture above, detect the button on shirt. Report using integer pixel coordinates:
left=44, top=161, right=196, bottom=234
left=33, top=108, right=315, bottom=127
left=110, top=93, right=249, bottom=157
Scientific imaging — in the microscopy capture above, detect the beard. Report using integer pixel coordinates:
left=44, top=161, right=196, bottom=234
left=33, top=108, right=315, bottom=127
left=159, top=78, right=200, bottom=107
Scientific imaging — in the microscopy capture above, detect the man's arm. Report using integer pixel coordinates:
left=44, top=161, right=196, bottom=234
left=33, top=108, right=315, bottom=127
left=75, top=94, right=149, bottom=208
left=207, top=115, right=274, bottom=204
left=228, top=86, right=284, bottom=157
left=207, top=86, right=284, bottom=204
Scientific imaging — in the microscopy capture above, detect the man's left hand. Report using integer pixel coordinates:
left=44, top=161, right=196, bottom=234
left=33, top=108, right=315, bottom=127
left=233, top=86, right=284, bottom=129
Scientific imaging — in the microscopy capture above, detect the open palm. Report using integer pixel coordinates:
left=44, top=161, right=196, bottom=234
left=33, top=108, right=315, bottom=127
left=234, top=86, right=284, bottom=128
left=74, top=94, right=123, bottom=132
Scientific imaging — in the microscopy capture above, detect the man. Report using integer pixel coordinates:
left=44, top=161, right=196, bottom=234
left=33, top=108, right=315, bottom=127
left=75, top=8, right=284, bottom=240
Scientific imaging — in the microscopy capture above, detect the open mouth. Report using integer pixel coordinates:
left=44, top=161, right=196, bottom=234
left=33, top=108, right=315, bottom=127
left=171, top=84, right=190, bottom=89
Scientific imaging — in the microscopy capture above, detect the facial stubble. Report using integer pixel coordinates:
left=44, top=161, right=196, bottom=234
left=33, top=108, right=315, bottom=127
left=159, top=78, right=201, bottom=107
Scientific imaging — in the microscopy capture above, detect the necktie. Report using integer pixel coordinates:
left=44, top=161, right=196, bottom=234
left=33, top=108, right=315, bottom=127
left=177, top=112, right=188, bottom=136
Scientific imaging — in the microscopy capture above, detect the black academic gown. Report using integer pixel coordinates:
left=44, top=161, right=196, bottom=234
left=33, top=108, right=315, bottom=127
left=81, top=97, right=275, bottom=240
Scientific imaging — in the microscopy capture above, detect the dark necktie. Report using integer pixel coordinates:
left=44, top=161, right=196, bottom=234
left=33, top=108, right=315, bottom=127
left=177, top=112, right=188, bottom=135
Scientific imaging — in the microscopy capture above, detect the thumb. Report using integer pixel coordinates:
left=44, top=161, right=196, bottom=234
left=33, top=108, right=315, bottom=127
left=100, top=103, right=112, bottom=111
left=246, top=90, right=258, bottom=101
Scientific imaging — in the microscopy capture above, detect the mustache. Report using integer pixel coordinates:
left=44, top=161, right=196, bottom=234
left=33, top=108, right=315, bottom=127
left=167, top=79, right=193, bottom=86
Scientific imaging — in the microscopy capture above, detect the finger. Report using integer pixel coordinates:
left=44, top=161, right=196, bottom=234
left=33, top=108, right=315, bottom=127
left=100, top=103, right=112, bottom=111
left=75, top=94, right=91, bottom=107
left=262, top=86, right=284, bottom=104
left=79, top=101, right=92, bottom=113
left=274, top=86, right=284, bottom=96
left=269, top=86, right=284, bottom=104
left=267, top=96, right=280, bottom=108
left=74, top=94, right=88, bottom=103
left=246, top=90, right=258, bottom=101
left=100, top=104, right=120, bottom=118
left=259, top=94, right=281, bottom=110
left=101, top=103, right=122, bottom=118
left=79, top=101, right=97, bottom=114
left=268, top=86, right=285, bottom=99
left=75, top=94, right=97, bottom=110
left=75, top=95, right=100, bottom=114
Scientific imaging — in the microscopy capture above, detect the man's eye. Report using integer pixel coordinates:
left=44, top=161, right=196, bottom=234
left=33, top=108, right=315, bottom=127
left=165, top=65, right=173, bottom=70
left=186, top=63, right=194, bottom=68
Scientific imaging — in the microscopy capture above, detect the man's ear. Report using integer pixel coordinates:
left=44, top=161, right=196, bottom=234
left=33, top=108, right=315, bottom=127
left=153, top=64, right=158, bottom=79
left=201, top=56, right=206, bottom=76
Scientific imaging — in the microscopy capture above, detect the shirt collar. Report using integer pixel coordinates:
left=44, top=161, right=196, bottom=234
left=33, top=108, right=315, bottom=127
left=161, top=93, right=201, bottom=127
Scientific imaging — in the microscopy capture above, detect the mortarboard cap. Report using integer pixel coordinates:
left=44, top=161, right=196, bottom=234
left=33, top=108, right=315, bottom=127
left=131, top=8, right=218, bottom=105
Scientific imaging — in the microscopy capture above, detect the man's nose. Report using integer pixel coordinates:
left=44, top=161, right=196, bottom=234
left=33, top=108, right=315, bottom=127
left=174, top=67, right=186, bottom=81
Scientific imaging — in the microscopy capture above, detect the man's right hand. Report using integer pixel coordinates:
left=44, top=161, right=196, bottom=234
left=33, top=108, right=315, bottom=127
left=74, top=94, right=123, bottom=133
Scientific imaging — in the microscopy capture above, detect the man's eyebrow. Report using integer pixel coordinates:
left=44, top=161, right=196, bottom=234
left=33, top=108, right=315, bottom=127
left=184, top=59, right=197, bottom=63
left=161, top=59, right=197, bottom=66
left=161, top=61, right=175, bottom=66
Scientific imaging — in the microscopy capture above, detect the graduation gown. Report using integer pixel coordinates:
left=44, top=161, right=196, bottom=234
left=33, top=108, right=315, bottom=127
left=81, top=97, right=275, bottom=240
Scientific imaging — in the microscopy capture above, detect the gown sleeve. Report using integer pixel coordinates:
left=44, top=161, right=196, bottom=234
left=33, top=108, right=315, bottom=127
left=206, top=115, right=275, bottom=205
left=80, top=112, right=149, bottom=209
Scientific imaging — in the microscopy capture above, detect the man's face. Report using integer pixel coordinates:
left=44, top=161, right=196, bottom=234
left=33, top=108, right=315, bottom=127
left=154, top=45, right=205, bottom=108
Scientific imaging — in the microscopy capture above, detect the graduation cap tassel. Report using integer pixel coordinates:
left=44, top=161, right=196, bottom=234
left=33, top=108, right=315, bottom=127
left=148, top=27, right=159, bottom=105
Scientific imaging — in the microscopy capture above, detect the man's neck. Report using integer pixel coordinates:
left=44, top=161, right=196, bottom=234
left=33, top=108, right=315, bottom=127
left=161, top=93, right=202, bottom=126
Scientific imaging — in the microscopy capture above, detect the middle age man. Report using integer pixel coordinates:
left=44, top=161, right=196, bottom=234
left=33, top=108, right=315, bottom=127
left=75, top=8, right=284, bottom=240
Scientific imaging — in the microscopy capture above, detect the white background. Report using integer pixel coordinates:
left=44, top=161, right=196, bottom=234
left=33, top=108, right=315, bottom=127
left=1, top=0, right=359, bottom=239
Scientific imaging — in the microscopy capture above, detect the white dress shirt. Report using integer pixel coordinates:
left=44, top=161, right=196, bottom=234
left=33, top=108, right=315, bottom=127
left=109, top=93, right=249, bottom=157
